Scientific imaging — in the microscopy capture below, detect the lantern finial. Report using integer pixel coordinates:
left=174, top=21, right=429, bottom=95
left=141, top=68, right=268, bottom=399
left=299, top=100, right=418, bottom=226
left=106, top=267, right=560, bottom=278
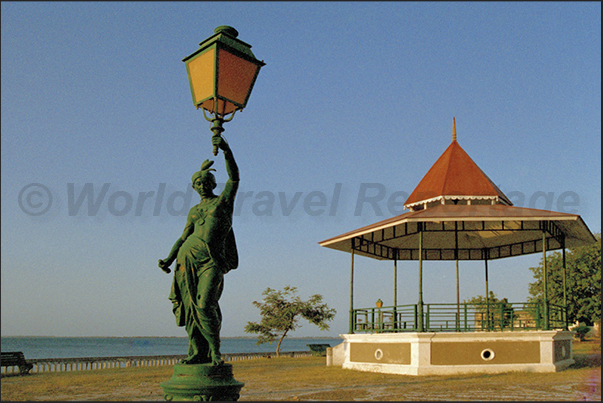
left=452, top=117, right=457, bottom=142
left=214, top=26, right=239, bottom=38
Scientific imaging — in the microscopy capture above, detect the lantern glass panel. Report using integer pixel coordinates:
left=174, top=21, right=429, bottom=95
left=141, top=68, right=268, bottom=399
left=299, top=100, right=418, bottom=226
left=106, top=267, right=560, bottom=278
left=187, top=48, right=216, bottom=106
left=217, top=48, right=260, bottom=108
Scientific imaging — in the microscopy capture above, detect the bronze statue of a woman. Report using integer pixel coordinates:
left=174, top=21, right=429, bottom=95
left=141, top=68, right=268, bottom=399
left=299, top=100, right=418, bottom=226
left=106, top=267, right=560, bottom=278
left=158, top=135, right=239, bottom=366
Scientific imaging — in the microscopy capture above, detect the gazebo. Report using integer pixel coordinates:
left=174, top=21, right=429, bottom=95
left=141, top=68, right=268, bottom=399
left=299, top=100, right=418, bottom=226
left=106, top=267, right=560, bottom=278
left=320, top=119, right=596, bottom=375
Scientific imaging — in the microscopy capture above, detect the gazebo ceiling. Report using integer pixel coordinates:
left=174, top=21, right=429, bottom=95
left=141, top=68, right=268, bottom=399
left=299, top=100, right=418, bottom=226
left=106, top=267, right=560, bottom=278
left=318, top=204, right=596, bottom=261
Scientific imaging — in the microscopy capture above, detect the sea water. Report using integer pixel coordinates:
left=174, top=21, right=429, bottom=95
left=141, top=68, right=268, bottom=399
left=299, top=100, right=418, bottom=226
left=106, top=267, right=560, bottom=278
left=1, top=336, right=341, bottom=359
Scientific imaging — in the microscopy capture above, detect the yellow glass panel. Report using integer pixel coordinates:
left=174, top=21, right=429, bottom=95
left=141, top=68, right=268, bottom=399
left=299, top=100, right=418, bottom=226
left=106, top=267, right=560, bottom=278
left=187, top=48, right=215, bottom=105
left=217, top=49, right=259, bottom=107
left=199, top=99, right=217, bottom=113
left=199, top=99, right=237, bottom=115
left=216, top=99, right=237, bottom=115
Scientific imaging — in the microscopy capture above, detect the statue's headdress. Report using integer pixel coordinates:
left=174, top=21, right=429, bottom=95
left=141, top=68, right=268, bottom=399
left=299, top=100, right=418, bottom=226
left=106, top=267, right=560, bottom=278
left=191, top=159, right=217, bottom=189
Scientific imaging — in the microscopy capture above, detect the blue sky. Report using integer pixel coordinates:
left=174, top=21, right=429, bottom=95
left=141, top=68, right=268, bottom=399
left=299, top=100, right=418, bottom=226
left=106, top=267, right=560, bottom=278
left=1, top=2, right=600, bottom=338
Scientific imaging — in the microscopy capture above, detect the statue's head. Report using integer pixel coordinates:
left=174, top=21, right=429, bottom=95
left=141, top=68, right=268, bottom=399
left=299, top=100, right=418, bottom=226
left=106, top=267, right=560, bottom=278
left=192, top=159, right=217, bottom=196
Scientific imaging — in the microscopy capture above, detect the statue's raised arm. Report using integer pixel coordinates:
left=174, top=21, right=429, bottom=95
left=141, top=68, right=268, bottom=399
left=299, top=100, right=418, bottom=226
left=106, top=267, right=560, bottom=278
left=213, top=135, right=239, bottom=182
left=212, top=135, right=239, bottom=207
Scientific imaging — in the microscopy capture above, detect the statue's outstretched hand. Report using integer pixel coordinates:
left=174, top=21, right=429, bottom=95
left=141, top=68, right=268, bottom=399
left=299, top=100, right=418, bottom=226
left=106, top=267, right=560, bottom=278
left=158, top=259, right=171, bottom=274
left=212, top=134, right=230, bottom=155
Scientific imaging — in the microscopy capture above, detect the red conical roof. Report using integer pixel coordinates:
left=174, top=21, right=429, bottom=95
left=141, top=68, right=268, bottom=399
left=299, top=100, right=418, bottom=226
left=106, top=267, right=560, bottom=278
left=404, top=120, right=511, bottom=209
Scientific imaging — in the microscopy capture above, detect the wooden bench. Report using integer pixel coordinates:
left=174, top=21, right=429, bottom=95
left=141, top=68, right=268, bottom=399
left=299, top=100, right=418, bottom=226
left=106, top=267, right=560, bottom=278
left=1, top=352, right=33, bottom=375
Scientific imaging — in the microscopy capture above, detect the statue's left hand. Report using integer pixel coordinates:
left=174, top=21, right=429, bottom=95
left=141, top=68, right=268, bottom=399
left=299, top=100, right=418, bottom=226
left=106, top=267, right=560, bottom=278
left=212, top=135, right=230, bottom=153
left=158, top=259, right=171, bottom=274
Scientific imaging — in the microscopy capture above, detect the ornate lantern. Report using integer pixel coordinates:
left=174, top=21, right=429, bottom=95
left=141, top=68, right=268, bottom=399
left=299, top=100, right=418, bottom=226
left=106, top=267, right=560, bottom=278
left=183, top=26, right=265, bottom=154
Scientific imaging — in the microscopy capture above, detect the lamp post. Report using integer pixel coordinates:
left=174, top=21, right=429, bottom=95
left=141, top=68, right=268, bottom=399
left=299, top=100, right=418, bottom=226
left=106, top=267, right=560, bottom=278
left=183, top=25, right=265, bottom=155
left=160, top=26, right=264, bottom=402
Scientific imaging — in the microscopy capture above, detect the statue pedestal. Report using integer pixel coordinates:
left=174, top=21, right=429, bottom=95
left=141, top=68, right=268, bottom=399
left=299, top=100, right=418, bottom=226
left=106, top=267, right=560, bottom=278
left=160, top=363, right=244, bottom=401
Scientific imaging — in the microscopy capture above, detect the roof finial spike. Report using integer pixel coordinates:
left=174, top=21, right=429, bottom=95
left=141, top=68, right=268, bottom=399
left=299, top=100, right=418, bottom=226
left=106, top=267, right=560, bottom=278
left=452, top=117, right=457, bottom=142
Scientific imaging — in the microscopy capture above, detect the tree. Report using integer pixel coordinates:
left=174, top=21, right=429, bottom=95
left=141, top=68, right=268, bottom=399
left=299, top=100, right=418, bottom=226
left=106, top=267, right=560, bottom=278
left=528, top=233, right=601, bottom=326
left=244, top=286, right=336, bottom=356
left=464, top=291, right=506, bottom=306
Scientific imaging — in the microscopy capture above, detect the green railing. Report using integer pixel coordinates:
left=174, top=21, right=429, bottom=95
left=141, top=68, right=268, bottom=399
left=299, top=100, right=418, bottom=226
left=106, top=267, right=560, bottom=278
left=351, top=302, right=567, bottom=333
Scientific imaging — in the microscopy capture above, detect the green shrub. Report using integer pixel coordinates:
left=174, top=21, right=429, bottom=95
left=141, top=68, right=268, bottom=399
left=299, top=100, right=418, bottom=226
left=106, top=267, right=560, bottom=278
left=573, top=324, right=590, bottom=341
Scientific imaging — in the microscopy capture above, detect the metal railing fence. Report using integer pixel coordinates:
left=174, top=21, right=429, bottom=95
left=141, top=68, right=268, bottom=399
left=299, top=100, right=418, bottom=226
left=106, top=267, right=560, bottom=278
left=1, top=351, right=313, bottom=376
left=352, top=301, right=567, bottom=333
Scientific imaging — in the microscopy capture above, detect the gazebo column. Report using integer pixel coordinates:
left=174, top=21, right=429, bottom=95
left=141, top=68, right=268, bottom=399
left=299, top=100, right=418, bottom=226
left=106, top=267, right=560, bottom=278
left=484, top=250, right=490, bottom=330
left=393, top=256, right=398, bottom=330
left=455, top=222, right=460, bottom=331
left=562, top=235, right=568, bottom=329
left=418, top=225, right=425, bottom=332
left=349, top=239, right=355, bottom=334
left=543, top=231, right=549, bottom=330
left=455, top=259, right=460, bottom=331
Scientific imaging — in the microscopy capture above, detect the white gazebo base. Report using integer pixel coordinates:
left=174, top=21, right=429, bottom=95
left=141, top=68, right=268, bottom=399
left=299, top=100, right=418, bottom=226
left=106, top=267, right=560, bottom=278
left=333, top=330, right=574, bottom=376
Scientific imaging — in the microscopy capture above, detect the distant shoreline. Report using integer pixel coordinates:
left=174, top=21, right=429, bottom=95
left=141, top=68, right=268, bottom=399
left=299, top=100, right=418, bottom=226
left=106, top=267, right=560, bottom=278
left=1, top=335, right=341, bottom=339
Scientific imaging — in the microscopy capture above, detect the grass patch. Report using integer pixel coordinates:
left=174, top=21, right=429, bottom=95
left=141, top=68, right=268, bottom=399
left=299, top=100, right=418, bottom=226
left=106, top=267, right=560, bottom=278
left=2, top=338, right=600, bottom=401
